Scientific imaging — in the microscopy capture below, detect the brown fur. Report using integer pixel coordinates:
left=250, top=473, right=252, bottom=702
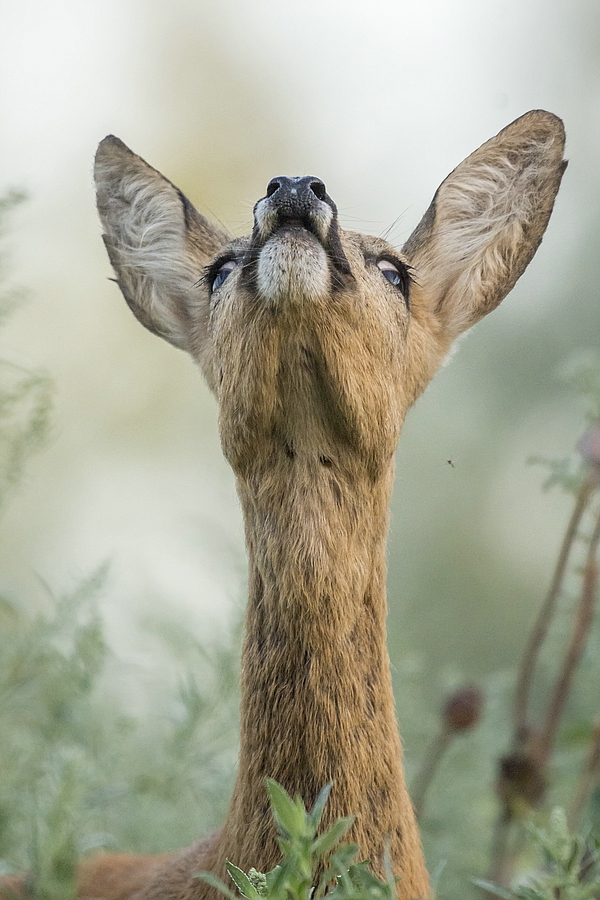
left=0, top=854, right=173, bottom=900
left=0, top=111, right=566, bottom=900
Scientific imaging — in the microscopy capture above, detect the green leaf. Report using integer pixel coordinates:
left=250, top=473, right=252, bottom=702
left=308, top=783, right=332, bottom=830
left=348, top=861, right=392, bottom=893
left=312, top=817, right=355, bottom=858
left=265, top=864, right=285, bottom=893
left=265, top=862, right=289, bottom=897
left=265, top=779, right=306, bottom=839
left=322, top=846, right=359, bottom=881
left=316, top=846, right=360, bottom=897
left=226, top=862, right=260, bottom=899
left=472, top=878, right=513, bottom=899
left=196, top=871, right=240, bottom=900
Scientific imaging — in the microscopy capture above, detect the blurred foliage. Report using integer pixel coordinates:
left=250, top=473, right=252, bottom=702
left=478, top=808, right=600, bottom=900
left=0, top=191, right=52, bottom=516
left=0, top=568, right=240, bottom=884
left=0, top=194, right=240, bottom=895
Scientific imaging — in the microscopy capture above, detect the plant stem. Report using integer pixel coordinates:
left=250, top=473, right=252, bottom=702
left=514, top=477, right=595, bottom=743
left=489, top=478, right=598, bottom=887
left=411, top=727, right=453, bottom=822
left=486, top=811, right=515, bottom=890
left=538, top=503, right=600, bottom=768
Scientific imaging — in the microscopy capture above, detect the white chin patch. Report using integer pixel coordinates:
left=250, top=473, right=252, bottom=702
left=256, top=230, right=330, bottom=304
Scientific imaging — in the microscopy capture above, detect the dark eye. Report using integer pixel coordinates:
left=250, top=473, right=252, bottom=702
left=211, top=259, right=236, bottom=292
left=376, top=257, right=411, bottom=301
left=377, top=259, right=402, bottom=285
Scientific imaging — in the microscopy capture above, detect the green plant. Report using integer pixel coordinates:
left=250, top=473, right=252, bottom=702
left=0, top=190, right=240, bottom=892
left=198, top=780, right=396, bottom=900
left=0, top=189, right=52, bottom=516
left=477, top=807, right=600, bottom=900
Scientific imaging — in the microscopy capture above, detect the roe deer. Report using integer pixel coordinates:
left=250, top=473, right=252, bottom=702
left=0, top=110, right=566, bottom=900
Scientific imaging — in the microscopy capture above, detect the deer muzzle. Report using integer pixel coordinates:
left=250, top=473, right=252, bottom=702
left=248, top=176, right=351, bottom=301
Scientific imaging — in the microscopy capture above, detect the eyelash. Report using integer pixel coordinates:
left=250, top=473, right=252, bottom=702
left=376, top=256, right=413, bottom=304
left=204, top=256, right=237, bottom=294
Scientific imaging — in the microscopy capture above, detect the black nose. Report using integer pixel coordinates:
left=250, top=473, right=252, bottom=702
left=265, top=176, right=328, bottom=208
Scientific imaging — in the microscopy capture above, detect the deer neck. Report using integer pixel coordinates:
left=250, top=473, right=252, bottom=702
left=209, top=314, right=428, bottom=895
left=237, top=457, right=398, bottom=797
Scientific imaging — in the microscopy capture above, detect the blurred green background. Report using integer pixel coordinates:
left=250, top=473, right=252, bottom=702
left=0, top=0, right=599, bottom=896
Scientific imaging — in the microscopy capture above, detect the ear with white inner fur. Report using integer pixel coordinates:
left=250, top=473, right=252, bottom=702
left=94, top=135, right=229, bottom=354
left=402, top=110, right=567, bottom=339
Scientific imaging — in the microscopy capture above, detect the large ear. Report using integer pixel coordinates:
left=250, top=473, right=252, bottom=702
left=94, top=136, right=229, bottom=351
left=402, top=110, right=567, bottom=339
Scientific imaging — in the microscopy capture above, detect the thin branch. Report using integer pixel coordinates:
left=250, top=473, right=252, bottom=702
left=486, top=810, right=512, bottom=889
left=514, top=477, right=596, bottom=741
left=489, top=478, right=598, bottom=888
left=411, top=727, right=453, bottom=822
left=538, top=503, right=600, bottom=768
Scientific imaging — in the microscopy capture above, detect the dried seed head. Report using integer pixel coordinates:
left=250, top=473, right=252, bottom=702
left=442, top=685, right=483, bottom=732
left=497, top=750, right=546, bottom=815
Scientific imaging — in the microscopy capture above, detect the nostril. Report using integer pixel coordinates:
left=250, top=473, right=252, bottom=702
left=309, top=179, right=327, bottom=201
left=266, top=179, right=281, bottom=198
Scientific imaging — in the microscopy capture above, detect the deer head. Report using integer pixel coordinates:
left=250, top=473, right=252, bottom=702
left=95, top=111, right=565, bottom=486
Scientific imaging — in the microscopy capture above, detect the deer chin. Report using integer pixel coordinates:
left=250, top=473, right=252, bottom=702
left=255, top=227, right=330, bottom=305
